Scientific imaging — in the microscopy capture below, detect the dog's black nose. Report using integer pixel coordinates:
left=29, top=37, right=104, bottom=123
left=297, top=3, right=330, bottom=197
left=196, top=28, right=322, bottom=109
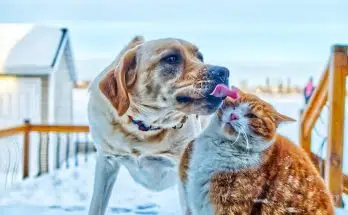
left=208, top=66, right=229, bottom=81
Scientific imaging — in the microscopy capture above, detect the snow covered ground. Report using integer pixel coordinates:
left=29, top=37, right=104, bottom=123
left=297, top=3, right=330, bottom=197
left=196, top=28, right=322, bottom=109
left=0, top=154, right=180, bottom=214
left=1, top=154, right=347, bottom=214
left=0, top=90, right=348, bottom=214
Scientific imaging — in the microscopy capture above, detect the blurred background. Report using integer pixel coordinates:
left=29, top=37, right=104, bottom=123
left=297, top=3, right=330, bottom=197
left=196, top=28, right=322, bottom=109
left=0, top=1, right=347, bottom=214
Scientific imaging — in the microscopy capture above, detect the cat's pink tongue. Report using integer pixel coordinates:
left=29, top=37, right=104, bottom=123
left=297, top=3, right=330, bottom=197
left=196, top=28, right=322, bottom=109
left=210, top=84, right=238, bottom=99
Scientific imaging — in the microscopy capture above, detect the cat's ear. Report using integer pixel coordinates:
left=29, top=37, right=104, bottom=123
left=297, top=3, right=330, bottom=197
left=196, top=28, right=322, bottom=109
left=274, top=112, right=296, bottom=126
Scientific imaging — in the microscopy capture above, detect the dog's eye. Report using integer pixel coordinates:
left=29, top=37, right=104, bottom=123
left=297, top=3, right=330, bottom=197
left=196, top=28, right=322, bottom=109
left=245, top=113, right=257, bottom=119
left=163, top=54, right=180, bottom=64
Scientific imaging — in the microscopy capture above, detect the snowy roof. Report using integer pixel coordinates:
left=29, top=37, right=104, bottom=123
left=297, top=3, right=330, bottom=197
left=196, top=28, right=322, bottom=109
left=0, top=24, right=76, bottom=80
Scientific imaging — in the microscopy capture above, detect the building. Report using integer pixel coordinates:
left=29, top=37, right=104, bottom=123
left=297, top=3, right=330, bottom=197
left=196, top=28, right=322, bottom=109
left=0, top=24, right=76, bottom=127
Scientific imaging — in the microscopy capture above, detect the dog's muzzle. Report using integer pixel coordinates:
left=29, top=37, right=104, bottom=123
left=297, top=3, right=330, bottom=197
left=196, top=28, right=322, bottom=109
left=204, top=65, right=230, bottom=96
left=175, top=65, right=230, bottom=114
left=198, top=65, right=230, bottom=113
left=208, top=66, right=229, bottom=84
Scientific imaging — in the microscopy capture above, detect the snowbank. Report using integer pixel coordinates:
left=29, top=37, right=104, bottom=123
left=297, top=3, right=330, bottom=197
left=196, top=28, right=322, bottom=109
left=0, top=155, right=180, bottom=214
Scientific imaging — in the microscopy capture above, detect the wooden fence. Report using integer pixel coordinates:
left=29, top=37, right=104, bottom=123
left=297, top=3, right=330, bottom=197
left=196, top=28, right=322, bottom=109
left=299, top=45, right=348, bottom=206
left=0, top=120, right=92, bottom=179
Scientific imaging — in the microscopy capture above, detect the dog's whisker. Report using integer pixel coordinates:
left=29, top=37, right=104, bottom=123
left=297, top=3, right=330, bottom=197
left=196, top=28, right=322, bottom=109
left=191, top=90, right=205, bottom=98
left=177, top=80, right=212, bottom=89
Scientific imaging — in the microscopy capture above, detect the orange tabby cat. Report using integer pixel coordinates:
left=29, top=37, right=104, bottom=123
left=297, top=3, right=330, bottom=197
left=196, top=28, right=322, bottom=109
left=179, top=89, right=334, bottom=215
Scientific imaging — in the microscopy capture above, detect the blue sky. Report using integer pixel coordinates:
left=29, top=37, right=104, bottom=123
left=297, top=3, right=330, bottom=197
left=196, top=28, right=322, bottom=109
left=0, top=0, right=347, bottom=85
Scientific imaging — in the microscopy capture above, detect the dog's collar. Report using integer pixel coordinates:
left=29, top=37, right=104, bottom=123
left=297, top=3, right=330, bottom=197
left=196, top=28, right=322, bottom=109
left=128, top=115, right=187, bottom=132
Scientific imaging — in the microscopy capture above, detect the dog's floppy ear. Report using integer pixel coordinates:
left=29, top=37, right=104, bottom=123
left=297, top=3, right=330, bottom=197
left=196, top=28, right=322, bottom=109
left=115, top=36, right=144, bottom=61
left=128, top=35, right=144, bottom=48
left=99, top=46, right=139, bottom=116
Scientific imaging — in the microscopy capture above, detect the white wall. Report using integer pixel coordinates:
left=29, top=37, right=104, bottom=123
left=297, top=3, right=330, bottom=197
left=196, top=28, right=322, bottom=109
left=0, top=76, right=41, bottom=127
left=50, top=50, right=73, bottom=124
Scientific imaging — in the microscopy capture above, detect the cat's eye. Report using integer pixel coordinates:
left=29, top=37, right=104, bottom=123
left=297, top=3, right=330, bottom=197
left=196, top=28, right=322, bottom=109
left=245, top=113, right=257, bottom=119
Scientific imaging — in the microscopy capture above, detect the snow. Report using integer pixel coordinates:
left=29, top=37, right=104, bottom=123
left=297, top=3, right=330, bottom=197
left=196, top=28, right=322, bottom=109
left=0, top=24, right=66, bottom=75
left=0, top=90, right=348, bottom=214
left=1, top=155, right=347, bottom=214
left=1, top=206, right=347, bottom=215
left=0, top=155, right=180, bottom=215
left=0, top=24, right=34, bottom=70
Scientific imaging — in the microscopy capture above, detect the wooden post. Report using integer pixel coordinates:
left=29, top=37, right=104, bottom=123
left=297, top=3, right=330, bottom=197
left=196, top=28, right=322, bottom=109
left=325, top=45, right=348, bottom=207
left=299, top=122, right=311, bottom=154
left=23, top=119, right=31, bottom=179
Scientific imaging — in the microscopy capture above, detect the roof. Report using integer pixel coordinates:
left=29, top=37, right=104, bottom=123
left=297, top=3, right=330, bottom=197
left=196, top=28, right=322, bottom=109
left=0, top=24, right=76, bottom=80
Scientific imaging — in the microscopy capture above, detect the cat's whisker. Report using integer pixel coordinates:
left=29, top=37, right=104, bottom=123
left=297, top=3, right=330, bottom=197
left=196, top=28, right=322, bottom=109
left=230, top=128, right=241, bottom=146
left=240, top=126, right=250, bottom=151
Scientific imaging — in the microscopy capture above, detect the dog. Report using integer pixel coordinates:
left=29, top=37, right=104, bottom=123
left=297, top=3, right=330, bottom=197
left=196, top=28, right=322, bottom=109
left=87, top=36, right=229, bottom=215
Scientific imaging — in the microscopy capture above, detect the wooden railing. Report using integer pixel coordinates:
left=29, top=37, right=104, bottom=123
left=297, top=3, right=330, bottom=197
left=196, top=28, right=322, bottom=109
left=0, top=120, right=91, bottom=180
left=299, top=45, right=348, bottom=206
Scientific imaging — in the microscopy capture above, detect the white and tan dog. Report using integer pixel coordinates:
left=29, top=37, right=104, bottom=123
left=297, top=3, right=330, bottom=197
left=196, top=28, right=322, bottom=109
left=88, top=36, right=229, bottom=215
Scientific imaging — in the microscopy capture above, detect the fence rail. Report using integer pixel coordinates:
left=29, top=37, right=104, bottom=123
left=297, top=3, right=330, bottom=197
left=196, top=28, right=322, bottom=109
left=299, top=45, right=348, bottom=206
left=0, top=125, right=28, bottom=138
left=0, top=121, right=92, bottom=180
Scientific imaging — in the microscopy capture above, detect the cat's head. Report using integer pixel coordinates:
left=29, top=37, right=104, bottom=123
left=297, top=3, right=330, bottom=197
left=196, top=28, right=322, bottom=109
left=215, top=88, right=295, bottom=152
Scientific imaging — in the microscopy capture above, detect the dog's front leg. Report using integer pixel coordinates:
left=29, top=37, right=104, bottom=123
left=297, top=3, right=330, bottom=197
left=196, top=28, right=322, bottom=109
left=88, top=154, right=120, bottom=215
left=179, top=182, right=191, bottom=215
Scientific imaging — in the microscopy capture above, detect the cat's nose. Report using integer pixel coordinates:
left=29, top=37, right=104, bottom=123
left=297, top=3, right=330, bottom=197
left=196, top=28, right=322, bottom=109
left=230, top=113, right=239, bottom=121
